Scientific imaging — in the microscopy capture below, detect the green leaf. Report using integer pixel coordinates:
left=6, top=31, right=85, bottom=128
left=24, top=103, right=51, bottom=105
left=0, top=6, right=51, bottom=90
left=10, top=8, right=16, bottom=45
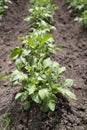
left=58, top=67, right=66, bottom=74
left=37, top=76, right=43, bottom=81
left=15, top=57, right=26, bottom=70
left=57, top=87, right=76, bottom=100
left=54, top=45, right=62, bottom=50
left=24, top=16, right=33, bottom=22
left=44, top=58, right=52, bottom=68
left=15, top=91, right=28, bottom=101
left=52, top=84, right=60, bottom=93
left=15, top=93, right=22, bottom=99
left=47, top=100, right=55, bottom=111
left=64, top=79, right=73, bottom=87
left=21, top=92, right=28, bottom=101
left=24, top=101, right=30, bottom=110
left=31, top=92, right=42, bottom=104
left=39, top=88, right=50, bottom=100
left=25, top=84, right=36, bottom=95
left=42, top=34, right=53, bottom=43
left=44, top=58, right=59, bottom=69
left=57, top=87, right=65, bottom=95
left=22, top=48, right=31, bottom=57
left=11, top=70, right=28, bottom=82
left=74, top=17, right=82, bottom=22
left=64, top=89, right=76, bottom=100
left=52, top=61, right=59, bottom=68
left=10, top=47, right=22, bottom=59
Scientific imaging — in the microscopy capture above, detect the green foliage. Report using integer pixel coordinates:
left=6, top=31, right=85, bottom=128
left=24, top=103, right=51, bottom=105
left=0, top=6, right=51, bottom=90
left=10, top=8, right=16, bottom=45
left=11, top=33, right=76, bottom=111
left=68, top=0, right=87, bottom=27
left=0, top=0, right=11, bottom=21
left=69, top=0, right=87, bottom=10
left=10, top=35, right=76, bottom=110
left=25, top=0, right=58, bottom=25
left=75, top=10, right=87, bottom=28
left=9, top=0, right=76, bottom=112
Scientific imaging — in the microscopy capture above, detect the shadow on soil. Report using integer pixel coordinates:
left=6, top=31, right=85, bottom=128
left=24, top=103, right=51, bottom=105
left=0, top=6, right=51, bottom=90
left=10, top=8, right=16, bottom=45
left=9, top=94, right=72, bottom=130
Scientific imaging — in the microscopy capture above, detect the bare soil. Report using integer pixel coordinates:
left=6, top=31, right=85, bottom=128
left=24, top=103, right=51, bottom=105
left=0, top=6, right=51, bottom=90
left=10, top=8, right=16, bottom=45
left=0, top=0, right=87, bottom=130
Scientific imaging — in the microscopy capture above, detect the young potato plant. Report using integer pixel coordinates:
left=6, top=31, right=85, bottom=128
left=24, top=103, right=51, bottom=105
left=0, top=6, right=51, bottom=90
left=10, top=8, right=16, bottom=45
left=69, top=0, right=87, bottom=10
left=10, top=32, right=76, bottom=112
left=75, top=10, right=87, bottom=28
left=68, top=0, right=87, bottom=28
left=25, top=0, right=58, bottom=25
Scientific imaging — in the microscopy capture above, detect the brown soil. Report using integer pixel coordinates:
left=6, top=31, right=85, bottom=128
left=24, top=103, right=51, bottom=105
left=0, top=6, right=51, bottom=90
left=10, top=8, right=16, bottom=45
left=0, top=0, right=87, bottom=130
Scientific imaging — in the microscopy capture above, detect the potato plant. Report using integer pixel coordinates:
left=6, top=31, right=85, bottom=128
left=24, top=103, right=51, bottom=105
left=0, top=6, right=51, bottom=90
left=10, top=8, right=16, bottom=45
left=8, top=0, right=76, bottom=112
left=11, top=33, right=76, bottom=111
left=68, top=0, right=87, bottom=28
left=25, top=0, right=58, bottom=26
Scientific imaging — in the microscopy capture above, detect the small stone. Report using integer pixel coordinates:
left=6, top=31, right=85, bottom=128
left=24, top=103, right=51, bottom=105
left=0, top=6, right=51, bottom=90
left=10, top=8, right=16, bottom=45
left=8, top=61, right=12, bottom=65
left=3, top=82, right=8, bottom=87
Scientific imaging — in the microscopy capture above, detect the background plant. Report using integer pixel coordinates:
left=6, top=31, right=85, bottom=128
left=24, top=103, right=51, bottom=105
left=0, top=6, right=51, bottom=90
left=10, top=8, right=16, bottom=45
left=25, top=0, right=58, bottom=26
left=68, top=0, right=87, bottom=28
left=0, top=0, right=11, bottom=21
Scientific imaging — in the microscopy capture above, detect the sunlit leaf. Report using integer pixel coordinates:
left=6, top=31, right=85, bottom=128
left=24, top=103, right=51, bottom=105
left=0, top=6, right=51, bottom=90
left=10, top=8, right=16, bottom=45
left=58, top=67, right=66, bottom=74
left=10, top=47, right=22, bottom=59
left=39, top=88, right=50, bottom=100
left=31, top=92, right=42, bottom=104
left=25, top=84, right=36, bottom=95
left=64, top=79, right=73, bottom=87
left=47, top=100, right=55, bottom=111
left=11, top=70, right=28, bottom=82
left=15, top=93, right=22, bottom=100
left=64, top=89, right=76, bottom=100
